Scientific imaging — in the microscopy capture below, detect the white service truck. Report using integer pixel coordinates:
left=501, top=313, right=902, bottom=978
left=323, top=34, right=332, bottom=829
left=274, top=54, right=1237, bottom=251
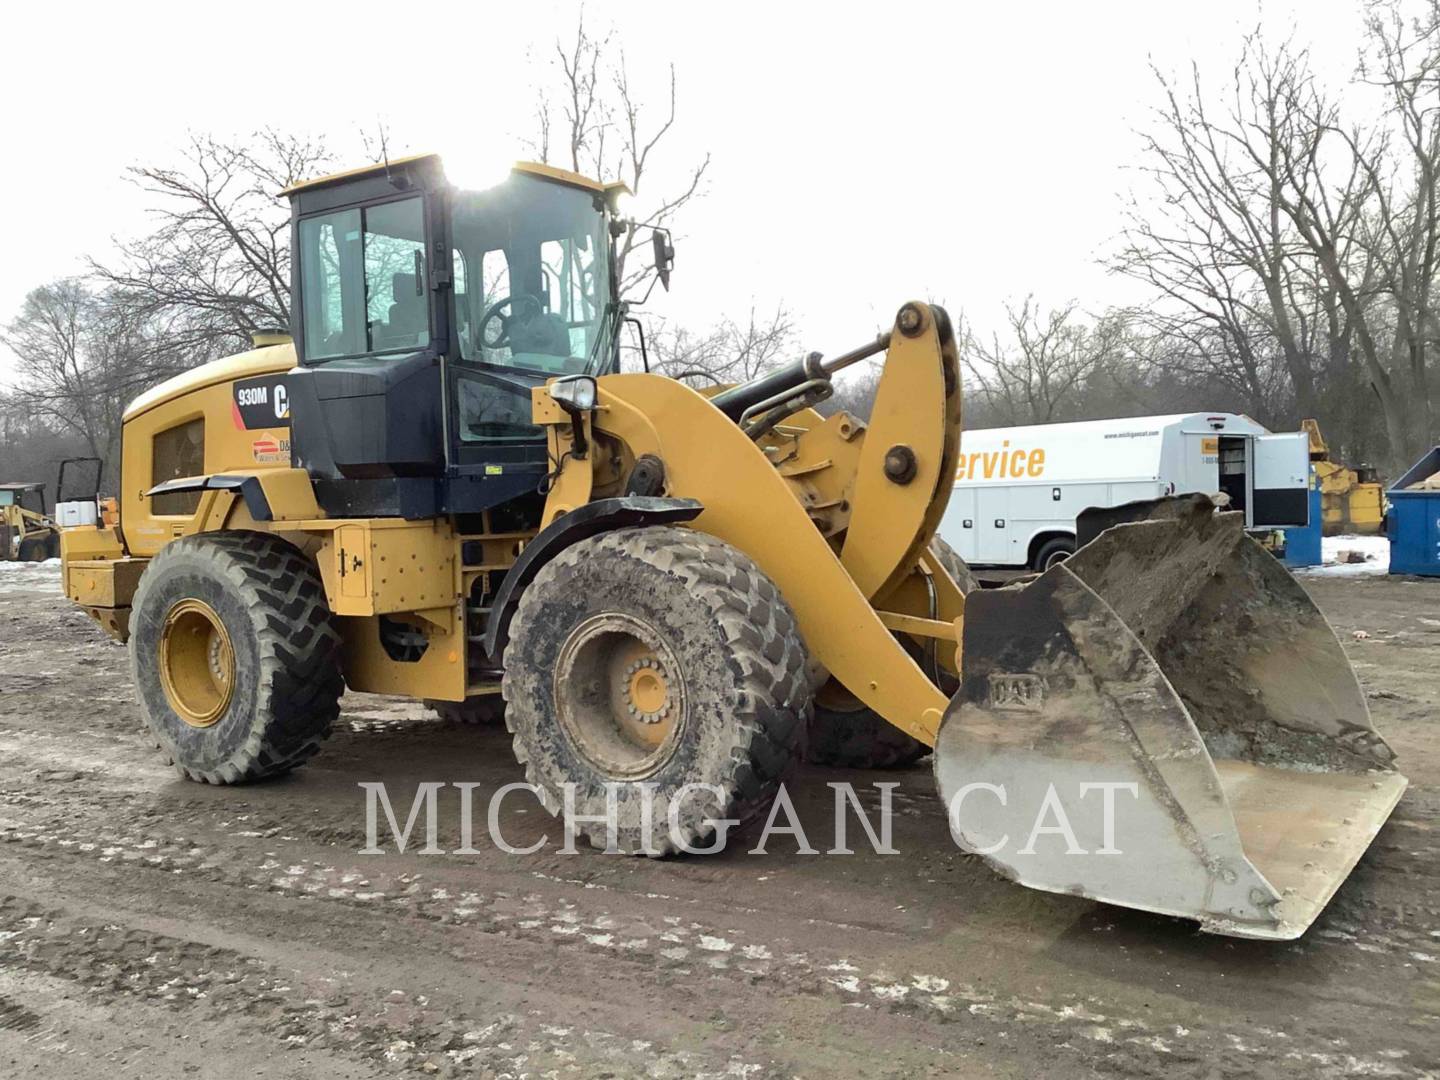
left=938, top=412, right=1310, bottom=570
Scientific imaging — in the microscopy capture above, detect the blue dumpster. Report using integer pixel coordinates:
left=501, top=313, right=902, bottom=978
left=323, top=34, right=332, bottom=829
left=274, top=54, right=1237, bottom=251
left=1282, top=466, right=1323, bottom=568
left=1388, top=447, right=1440, bottom=577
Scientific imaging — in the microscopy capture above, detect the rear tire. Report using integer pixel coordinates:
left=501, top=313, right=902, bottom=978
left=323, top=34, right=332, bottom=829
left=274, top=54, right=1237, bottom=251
left=502, top=526, right=810, bottom=855
left=130, top=532, right=343, bottom=784
left=427, top=694, right=505, bottom=725
left=17, top=536, right=48, bottom=562
left=1033, top=536, right=1076, bottom=571
left=807, top=537, right=971, bottom=769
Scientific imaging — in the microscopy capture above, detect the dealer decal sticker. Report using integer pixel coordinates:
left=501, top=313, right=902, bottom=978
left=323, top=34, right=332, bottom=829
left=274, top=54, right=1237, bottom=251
left=251, top=436, right=291, bottom=464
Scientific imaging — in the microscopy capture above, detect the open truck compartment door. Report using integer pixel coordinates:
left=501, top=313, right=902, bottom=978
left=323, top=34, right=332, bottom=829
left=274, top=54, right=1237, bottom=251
left=1251, top=431, right=1310, bottom=527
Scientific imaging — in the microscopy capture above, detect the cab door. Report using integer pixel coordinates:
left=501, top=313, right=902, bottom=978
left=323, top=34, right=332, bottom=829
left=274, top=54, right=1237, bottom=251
left=1251, top=432, right=1310, bottom=528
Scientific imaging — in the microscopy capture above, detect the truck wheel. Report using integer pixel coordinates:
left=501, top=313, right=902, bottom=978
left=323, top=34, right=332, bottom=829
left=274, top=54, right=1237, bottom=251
left=808, top=538, right=971, bottom=769
left=427, top=695, right=505, bottom=725
left=502, top=526, right=810, bottom=855
left=130, top=532, right=343, bottom=784
left=17, top=537, right=47, bottom=562
left=1033, top=536, right=1076, bottom=571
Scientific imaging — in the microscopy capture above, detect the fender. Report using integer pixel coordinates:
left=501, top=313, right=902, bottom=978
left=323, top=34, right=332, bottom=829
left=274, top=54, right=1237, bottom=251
left=146, top=474, right=275, bottom=522
left=144, top=467, right=322, bottom=528
left=482, top=496, right=703, bottom=659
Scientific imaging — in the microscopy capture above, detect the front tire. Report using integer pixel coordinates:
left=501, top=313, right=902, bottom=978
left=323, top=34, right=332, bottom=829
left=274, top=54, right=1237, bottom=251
left=130, top=532, right=343, bottom=783
left=502, top=527, right=810, bottom=855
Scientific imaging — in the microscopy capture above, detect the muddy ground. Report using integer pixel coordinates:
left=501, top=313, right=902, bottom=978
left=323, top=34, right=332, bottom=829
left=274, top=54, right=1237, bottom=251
left=0, top=562, right=1436, bottom=1078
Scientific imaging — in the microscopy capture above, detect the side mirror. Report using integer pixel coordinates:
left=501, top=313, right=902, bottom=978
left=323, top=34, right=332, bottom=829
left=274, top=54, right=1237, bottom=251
left=651, top=229, right=675, bottom=291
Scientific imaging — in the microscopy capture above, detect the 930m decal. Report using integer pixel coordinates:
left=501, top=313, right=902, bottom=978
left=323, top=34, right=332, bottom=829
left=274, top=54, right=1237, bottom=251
left=232, top=375, right=291, bottom=430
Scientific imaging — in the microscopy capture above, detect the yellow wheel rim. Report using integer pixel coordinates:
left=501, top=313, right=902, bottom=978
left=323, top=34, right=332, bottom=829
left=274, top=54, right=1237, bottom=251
left=553, top=613, right=686, bottom=778
left=158, top=598, right=235, bottom=728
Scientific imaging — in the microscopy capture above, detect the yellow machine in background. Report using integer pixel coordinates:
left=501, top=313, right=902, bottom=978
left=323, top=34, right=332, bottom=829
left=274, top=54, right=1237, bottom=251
left=1302, top=418, right=1384, bottom=535
left=57, top=154, right=1406, bottom=941
left=0, top=483, right=59, bottom=561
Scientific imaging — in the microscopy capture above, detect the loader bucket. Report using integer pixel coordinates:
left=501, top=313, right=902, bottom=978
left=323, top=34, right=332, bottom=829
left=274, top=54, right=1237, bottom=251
left=935, top=495, right=1407, bottom=939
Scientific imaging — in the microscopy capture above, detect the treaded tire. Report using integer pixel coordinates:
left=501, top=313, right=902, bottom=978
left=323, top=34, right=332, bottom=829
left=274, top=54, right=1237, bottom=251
left=427, top=695, right=506, bottom=725
left=130, top=531, right=343, bottom=783
left=807, top=537, right=973, bottom=769
left=808, top=695, right=932, bottom=768
left=17, top=537, right=48, bottom=562
left=929, top=535, right=979, bottom=594
left=502, top=526, right=810, bottom=855
left=1033, top=536, right=1076, bottom=571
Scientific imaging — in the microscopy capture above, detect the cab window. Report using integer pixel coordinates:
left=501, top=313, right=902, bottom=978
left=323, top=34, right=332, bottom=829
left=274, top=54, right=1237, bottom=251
left=151, top=418, right=205, bottom=516
left=298, top=196, right=430, bottom=361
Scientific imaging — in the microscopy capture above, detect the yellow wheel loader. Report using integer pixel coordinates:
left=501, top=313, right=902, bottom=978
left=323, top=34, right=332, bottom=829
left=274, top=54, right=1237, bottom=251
left=1302, top=418, right=1386, bottom=535
left=59, top=154, right=1406, bottom=940
left=0, top=482, right=60, bottom=561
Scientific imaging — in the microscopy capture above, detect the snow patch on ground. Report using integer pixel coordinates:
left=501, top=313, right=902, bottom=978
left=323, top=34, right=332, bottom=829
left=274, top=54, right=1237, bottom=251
left=0, top=558, right=61, bottom=592
left=1297, top=535, right=1391, bottom=577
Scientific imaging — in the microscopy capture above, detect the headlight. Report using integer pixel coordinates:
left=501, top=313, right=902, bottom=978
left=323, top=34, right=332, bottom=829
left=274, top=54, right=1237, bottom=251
left=549, top=375, right=598, bottom=412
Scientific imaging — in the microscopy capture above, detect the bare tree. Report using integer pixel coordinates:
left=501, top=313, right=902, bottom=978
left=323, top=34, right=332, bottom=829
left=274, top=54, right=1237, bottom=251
left=961, top=299, right=1127, bottom=426
left=1120, top=13, right=1440, bottom=467
left=647, top=304, right=798, bottom=385
left=1350, top=0, right=1440, bottom=449
left=0, top=281, right=193, bottom=480
left=529, top=12, right=711, bottom=295
left=91, top=130, right=336, bottom=355
left=1114, top=36, right=1330, bottom=421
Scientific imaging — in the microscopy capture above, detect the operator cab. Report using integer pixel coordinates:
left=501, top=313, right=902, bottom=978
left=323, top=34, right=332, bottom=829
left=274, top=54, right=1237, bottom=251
left=284, top=154, right=627, bottom=519
left=0, top=483, right=46, bottom=515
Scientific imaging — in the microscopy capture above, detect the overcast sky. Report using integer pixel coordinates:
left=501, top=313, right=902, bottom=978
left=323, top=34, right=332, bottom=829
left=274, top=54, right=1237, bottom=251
left=1, top=0, right=1367, bottom=382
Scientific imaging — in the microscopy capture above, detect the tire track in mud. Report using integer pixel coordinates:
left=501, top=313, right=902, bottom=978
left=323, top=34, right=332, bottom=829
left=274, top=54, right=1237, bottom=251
left=1, top=800, right=1435, bottom=1079
left=0, top=994, right=41, bottom=1033
left=0, top=894, right=770, bottom=1078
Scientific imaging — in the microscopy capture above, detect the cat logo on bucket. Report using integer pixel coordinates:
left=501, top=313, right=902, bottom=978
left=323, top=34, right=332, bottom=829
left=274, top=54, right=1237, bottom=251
left=989, top=673, right=1046, bottom=711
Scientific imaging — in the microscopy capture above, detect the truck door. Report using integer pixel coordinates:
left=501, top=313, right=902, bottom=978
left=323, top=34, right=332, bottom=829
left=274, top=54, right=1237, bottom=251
left=1251, top=432, right=1310, bottom=528
left=976, top=488, right=1012, bottom=563
left=939, top=488, right=980, bottom=563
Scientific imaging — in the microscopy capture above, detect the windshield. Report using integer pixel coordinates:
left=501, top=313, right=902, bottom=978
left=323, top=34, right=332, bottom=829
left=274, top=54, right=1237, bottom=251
left=452, top=175, right=613, bottom=376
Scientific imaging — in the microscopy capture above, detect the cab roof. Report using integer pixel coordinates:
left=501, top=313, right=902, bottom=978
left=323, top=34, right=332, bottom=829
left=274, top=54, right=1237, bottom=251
left=281, top=154, right=629, bottom=198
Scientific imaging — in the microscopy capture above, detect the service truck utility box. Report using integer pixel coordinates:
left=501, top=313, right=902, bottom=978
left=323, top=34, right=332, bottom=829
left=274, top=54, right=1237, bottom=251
left=940, top=412, right=1311, bottom=570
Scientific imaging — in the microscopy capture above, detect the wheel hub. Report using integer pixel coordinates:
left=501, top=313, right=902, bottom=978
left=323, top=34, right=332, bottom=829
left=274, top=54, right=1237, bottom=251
left=624, top=656, right=672, bottom=722
left=158, top=598, right=235, bottom=728
left=553, top=612, right=686, bottom=778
